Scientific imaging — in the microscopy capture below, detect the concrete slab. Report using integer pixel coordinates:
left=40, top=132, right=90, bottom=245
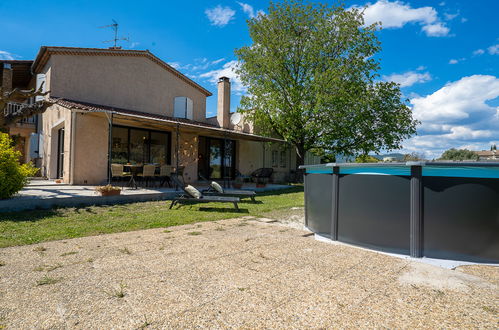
left=0, top=180, right=293, bottom=212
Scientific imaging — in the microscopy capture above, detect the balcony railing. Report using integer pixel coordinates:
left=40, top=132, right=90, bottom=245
left=4, top=102, right=37, bottom=125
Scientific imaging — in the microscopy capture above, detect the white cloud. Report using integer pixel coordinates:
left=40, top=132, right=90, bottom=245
left=0, top=50, right=15, bottom=60
left=358, top=0, right=450, bottom=37
left=383, top=70, right=432, bottom=87
left=448, top=58, right=465, bottom=64
left=444, top=12, right=459, bottom=20
left=237, top=2, right=264, bottom=18
left=473, top=49, right=485, bottom=56
left=402, top=75, right=499, bottom=158
left=205, top=5, right=236, bottom=27
left=488, top=44, right=499, bottom=55
left=421, top=22, right=450, bottom=36
left=198, top=60, right=246, bottom=94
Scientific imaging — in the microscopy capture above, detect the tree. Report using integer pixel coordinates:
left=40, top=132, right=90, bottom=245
left=0, top=83, right=54, bottom=133
left=355, top=155, right=379, bottom=163
left=235, top=0, right=418, bottom=167
left=438, top=148, right=478, bottom=161
left=403, top=152, right=425, bottom=161
left=0, top=133, right=38, bottom=199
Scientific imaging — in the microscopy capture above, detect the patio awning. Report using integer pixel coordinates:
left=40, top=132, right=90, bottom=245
left=51, top=98, right=285, bottom=143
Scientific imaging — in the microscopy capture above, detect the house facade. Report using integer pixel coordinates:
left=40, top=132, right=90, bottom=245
left=2, top=46, right=320, bottom=185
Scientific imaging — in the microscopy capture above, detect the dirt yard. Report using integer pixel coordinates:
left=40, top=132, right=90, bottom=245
left=0, top=210, right=497, bottom=329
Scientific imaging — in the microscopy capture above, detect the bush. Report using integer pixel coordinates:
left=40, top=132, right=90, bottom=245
left=0, top=132, right=38, bottom=199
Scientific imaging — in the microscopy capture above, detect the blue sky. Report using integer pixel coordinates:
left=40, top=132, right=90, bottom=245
left=1, top=0, right=498, bottom=158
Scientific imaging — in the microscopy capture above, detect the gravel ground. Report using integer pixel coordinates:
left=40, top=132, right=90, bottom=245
left=0, top=209, right=497, bottom=329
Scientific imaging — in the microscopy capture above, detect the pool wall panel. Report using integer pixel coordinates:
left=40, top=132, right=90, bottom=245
left=304, top=173, right=332, bottom=237
left=423, top=177, right=499, bottom=263
left=337, top=174, right=411, bottom=255
left=302, top=162, right=499, bottom=263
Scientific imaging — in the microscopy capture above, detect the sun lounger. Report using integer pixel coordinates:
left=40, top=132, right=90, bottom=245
left=201, top=181, right=257, bottom=202
left=169, top=175, right=240, bottom=211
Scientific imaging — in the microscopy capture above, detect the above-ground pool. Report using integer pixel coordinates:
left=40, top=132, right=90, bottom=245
left=300, top=162, right=499, bottom=263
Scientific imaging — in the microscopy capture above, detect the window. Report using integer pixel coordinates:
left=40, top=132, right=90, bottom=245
left=280, top=150, right=287, bottom=168
left=111, top=126, right=171, bottom=165
left=174, top=97, right=193, bottom=120
left=271, top=150, right=278, bottom=167
left=35, top=74, right=46, bottom=102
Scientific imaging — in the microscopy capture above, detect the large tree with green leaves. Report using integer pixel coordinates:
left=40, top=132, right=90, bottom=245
left=235, top=0, right=418, bottom=167
left=438, top=148, right=478, bottom=161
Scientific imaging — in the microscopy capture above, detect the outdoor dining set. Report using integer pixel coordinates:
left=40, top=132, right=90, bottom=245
left=110, top=163, right=182, bottom=189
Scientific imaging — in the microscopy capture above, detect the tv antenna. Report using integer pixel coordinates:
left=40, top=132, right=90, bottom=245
left=99, top=19, right=129, bottom=49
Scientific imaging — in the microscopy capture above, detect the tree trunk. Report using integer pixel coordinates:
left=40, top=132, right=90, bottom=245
left=295, top=144, right=306, bottom=169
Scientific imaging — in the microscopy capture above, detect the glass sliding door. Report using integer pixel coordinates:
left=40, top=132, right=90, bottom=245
left=129, top=129, right=149, bottom=165
left=56, top=127, right=64, bottom=179
left=198, top=136, right=236, bottom=180
left=111, top=125, right=171, bottom=165
left=209, top=139, right=222, bottom=179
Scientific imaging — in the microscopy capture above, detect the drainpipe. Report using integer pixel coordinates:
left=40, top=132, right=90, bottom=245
left=106, top=112, right=113, bottom=184
left=175, top=121, right=179, bottom=191
left=69, top=111, right=76, bottom=184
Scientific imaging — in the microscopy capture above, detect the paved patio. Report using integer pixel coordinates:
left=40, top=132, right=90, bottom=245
left=0, top=179, right=292, bottom=212
left=0, top=213, right=496, bottom=328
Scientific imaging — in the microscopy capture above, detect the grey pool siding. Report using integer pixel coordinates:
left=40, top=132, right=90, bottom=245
left=301, top=162, right=499, bottom=263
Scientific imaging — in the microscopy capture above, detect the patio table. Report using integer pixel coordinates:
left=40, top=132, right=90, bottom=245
left=123, top=165, right=143, bottom=189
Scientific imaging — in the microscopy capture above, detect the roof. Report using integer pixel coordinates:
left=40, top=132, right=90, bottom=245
left=51, top=98, right=284, bottom=143
left=0, top=60, right=33, bottom=88
left=32, top=46, right=212, bottom=96
left=476, top=150, right=497, bottom=156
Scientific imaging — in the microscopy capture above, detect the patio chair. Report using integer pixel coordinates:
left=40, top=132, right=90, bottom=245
left=110, top=164, right=129, bottom=188
left=250, top=168, right=274, bottom=184
left=169, top=175, right=240, bottom=211
left=140, top=164, right=157, bottom=187
left=157, top=165, right=172, bottom=188
left=202, top=181, right=257, bottom=202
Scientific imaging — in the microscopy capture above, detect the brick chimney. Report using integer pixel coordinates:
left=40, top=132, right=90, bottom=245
left=217, top=76, right=230, bottom=128
left=2, top=63, right=12, bottom=92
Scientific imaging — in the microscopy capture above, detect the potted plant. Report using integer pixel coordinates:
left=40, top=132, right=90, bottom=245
left=95, top=184, right=121, bottom=196
left=233, top=175, right=244, bottom=189
left=256, top=178, right=266, bottom=188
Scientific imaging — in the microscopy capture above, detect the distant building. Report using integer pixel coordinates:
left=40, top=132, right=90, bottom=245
left=475, top=150, right=497, bottom=160
left=382, top=156, right=397, bottom=162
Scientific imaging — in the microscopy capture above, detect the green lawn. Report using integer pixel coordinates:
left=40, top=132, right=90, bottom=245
left=0, top=187, right=304, bottom=248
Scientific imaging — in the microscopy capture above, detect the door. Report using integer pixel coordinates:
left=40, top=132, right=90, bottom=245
left=56, top=128, right=64, bottom=179
left=206, top=138, right=235, bottom=180
left=209, top=139, right=222, bottom=179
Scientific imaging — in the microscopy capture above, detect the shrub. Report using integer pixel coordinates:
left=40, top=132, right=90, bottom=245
left=0, top=132, right=38, bottom=199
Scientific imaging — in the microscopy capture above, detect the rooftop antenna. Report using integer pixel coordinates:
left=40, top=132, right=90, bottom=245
left=99, top=19, right=129, bottom=49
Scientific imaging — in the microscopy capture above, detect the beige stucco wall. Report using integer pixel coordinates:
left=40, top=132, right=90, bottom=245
left=45, top=54, right=208, bottom=122
left=40, top=104, right=72, bottom=183
left=73, top=113, right=109, bottom=185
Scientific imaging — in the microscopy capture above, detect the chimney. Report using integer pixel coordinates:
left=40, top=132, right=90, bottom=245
left=217, top=76, right=230, bottom=128
left=2, top=63, right=13, bottom=92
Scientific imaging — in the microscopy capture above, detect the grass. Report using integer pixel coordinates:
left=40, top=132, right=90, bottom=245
left=105, top=281, right=127, bottom=298
left=36, top=275, right=61, bottom=286
left=187, top=231, right=202, bottom=236
left=60, top=251, right=78, bottom=256
left=0, top=187, right=303, bottom=248
left=118, top=247, right=132, bottom=255
left=33, top=263, right=63, bottom=272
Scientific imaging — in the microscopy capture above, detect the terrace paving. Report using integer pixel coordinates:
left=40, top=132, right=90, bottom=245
left=0, top=210, right=497, bottom=328
left=0, top=179, right=291, bottom=212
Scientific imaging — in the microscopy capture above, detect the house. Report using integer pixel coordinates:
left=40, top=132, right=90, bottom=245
left=1, top=60, right=37, bottom=163
left=475, top=150, right=497, bottom=161
left=2, top=46, right=320, bottom=185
